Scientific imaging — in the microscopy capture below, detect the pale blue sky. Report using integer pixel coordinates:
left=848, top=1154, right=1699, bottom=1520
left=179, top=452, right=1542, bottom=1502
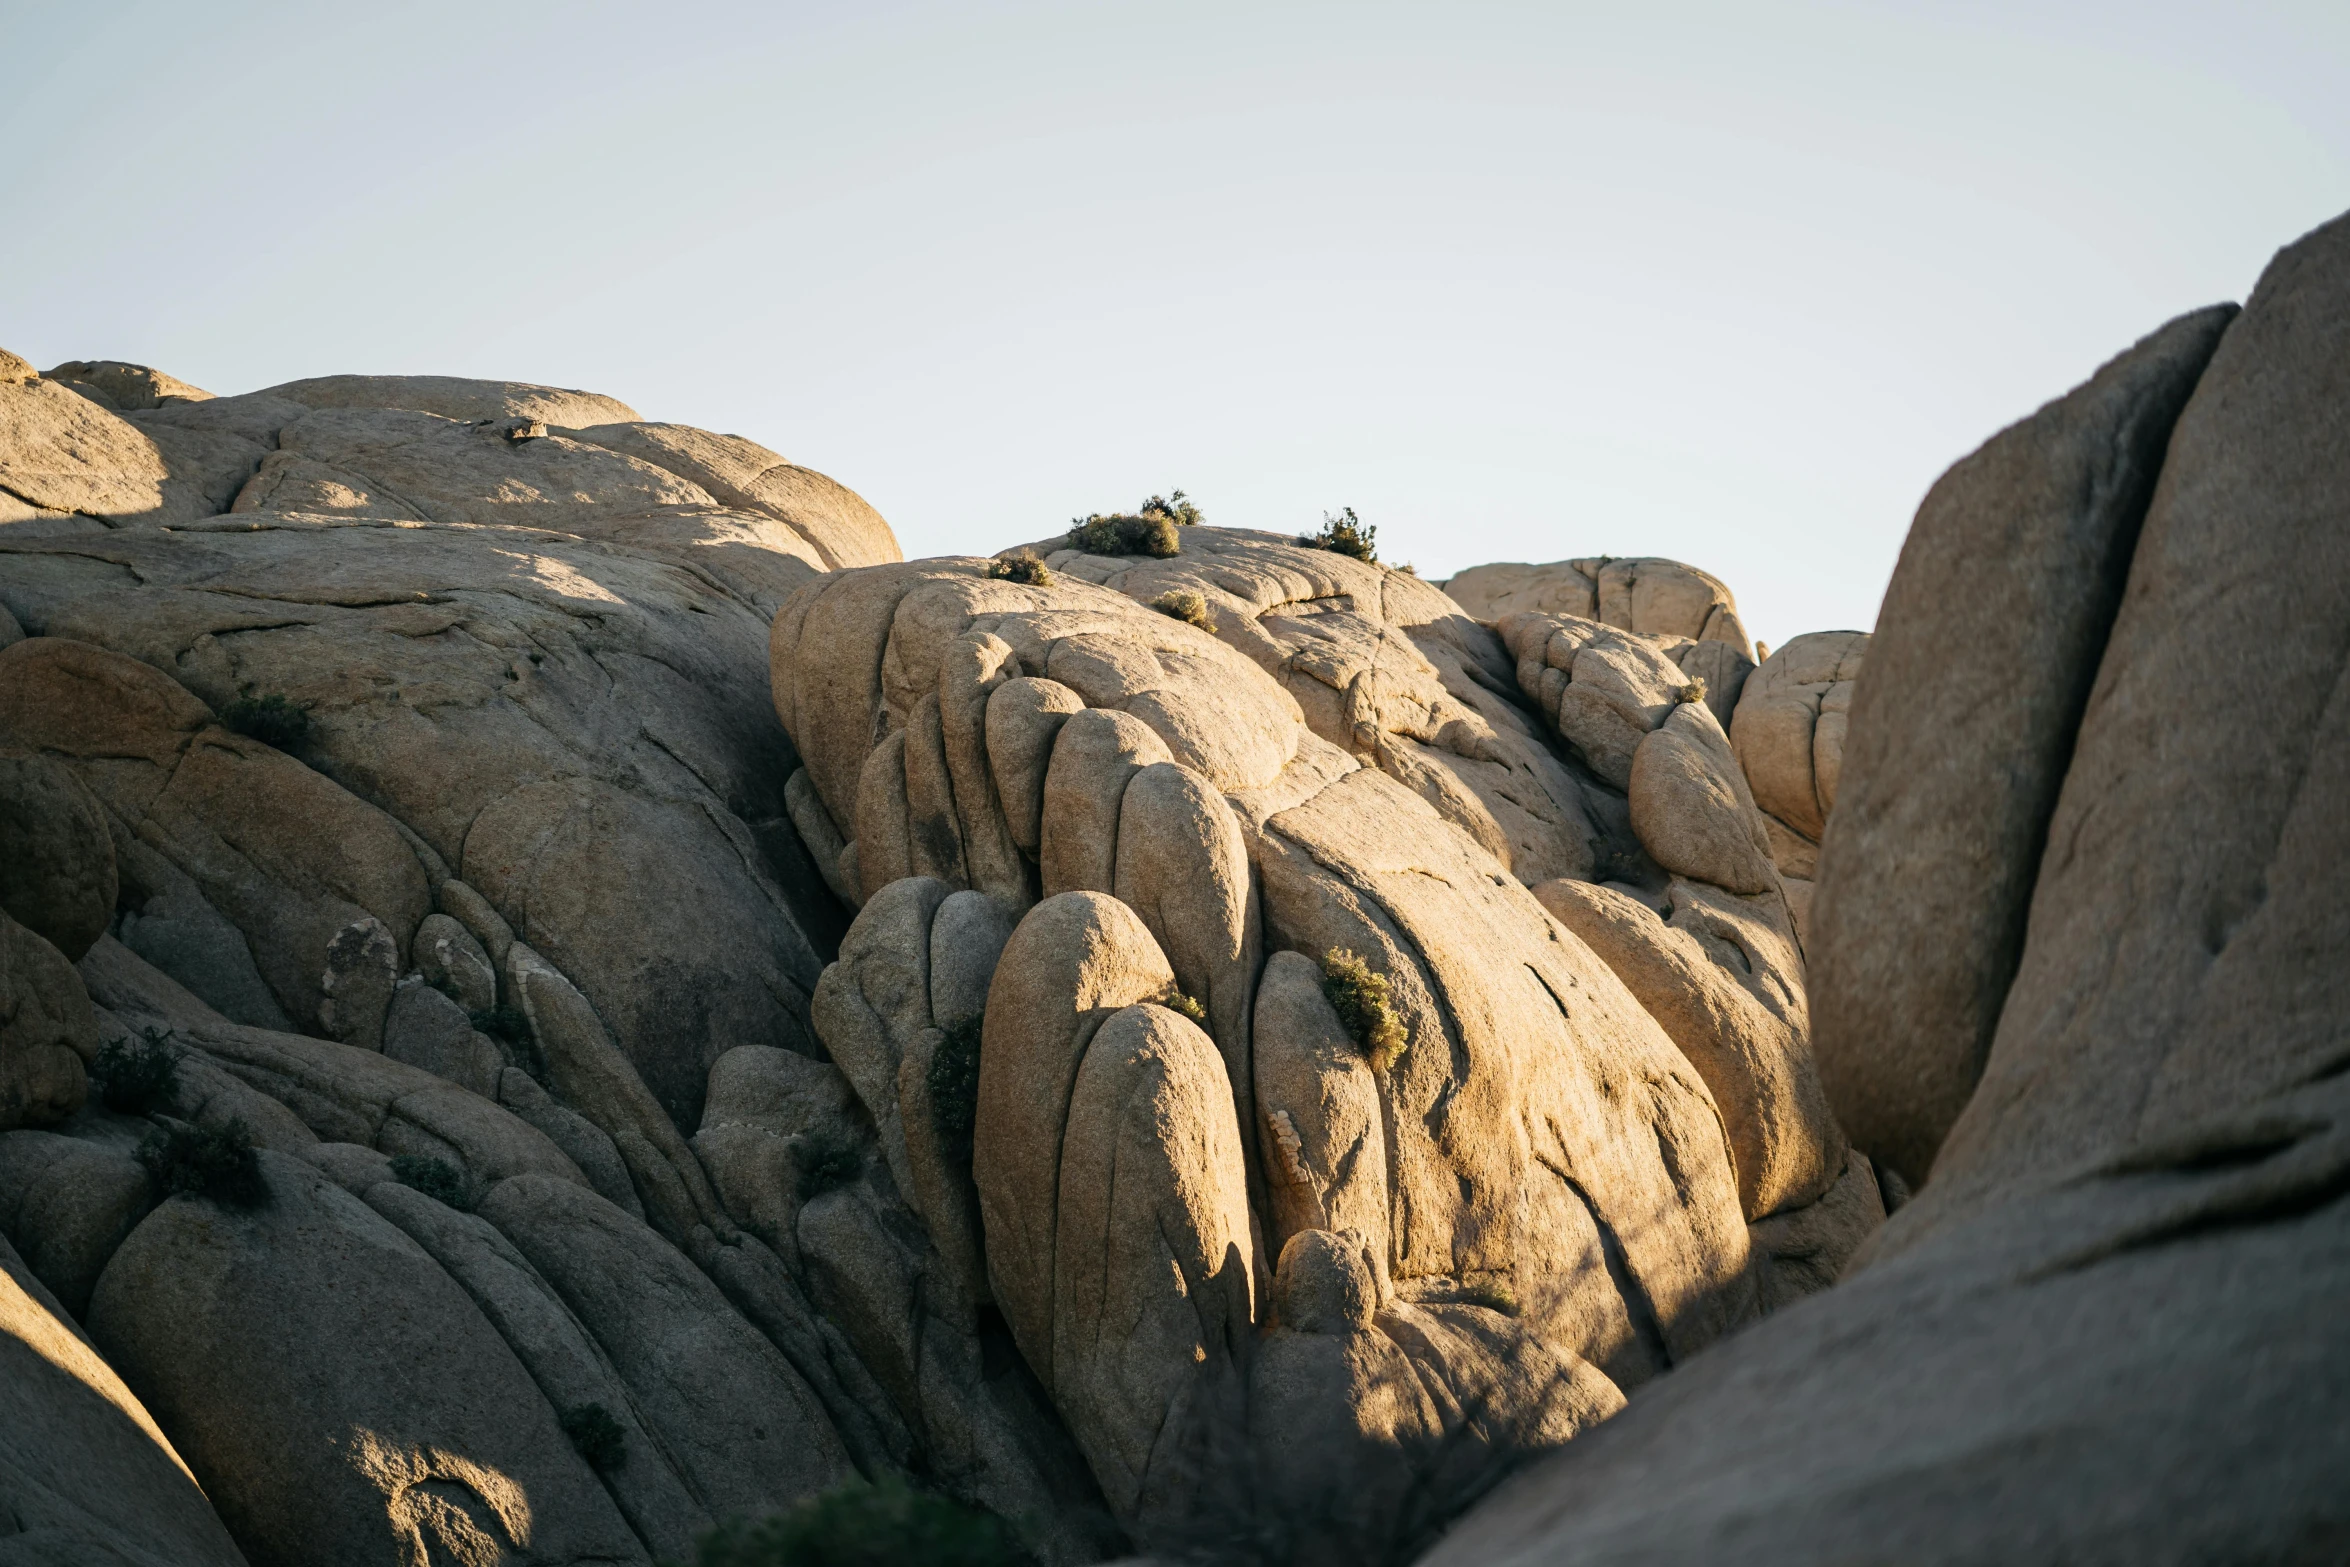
left=4, top=1, right=2344, bottom=645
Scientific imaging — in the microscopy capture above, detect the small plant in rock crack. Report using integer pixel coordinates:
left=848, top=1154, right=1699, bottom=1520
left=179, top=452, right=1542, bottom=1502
left=1677, top=677, right=1708, bottom=706
left=219, top=692, right=312, bottom=750
left=928, top=1015, right=984, bottom=1146
left=795, top=1123, right=864, bottom=1202
left=1321, top=947, right=1407, bottom=1071
left=686, top=1478, right=1030, bottom=1567
left=138, top=1119, right=268, bottom=1209
left=561, top=1402, right=628, bottom=1473
left=1148, top=588, right=1216, bottom=632
left=987, top=551, right=1054, bottom=587
left=1457, top=1279, right=1520, bottom=1316
left=390, top=1153, right=472, bottom=1211
left=93, top=1026, right=182, bottom=1115
left=1159, top=988, right=1209, bottom=1027
left=1299, top=506, right=1377, bottom=562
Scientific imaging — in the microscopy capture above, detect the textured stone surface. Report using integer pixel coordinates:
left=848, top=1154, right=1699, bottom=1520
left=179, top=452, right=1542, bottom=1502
left=1809, top=306, right=2237, bottom=1186
left=90, top=1152, right=645, bottom=1567
left=0, top=1232, right=247, bottom=1567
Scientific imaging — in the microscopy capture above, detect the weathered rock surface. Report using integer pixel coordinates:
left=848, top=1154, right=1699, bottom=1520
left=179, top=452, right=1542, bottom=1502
left=0, top=1232, right=246, bottom=1567
left=90, top=1152, right=647, bottom=1567
left=1, top=906, right=96, bottom=1133
left=0, top=744, right=118, bottom=960
left=1727, top=630, right=1869, bottom=943
left=1809, top=304, right=2238, bottom=1186
left=1442, top=555, right=1753, bottom=658
left=1420, top=211, right=2350, bottom=1567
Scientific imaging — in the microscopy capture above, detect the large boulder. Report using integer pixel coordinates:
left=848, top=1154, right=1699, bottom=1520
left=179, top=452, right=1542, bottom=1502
left=1441, top=555, right=1753, bottom=659
left=1809, top=304, right=2238, bottom=1187
left=1418, top=210, right=2350, bottom=1567
left=1728, top=630, right=1870, bottom=944
left=1, top=906, right=95, bottom=1133
left=774, top=554, right=1772, bottom=1552
left=0, top=744, right=118, bottom=959
left=89, top=1151, right=646, bottom=1567
left=0, top=1232, right=246, bottom=1566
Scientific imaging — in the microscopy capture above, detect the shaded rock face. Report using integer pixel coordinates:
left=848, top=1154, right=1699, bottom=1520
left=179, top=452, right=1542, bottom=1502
left=1421, top=215, right=2350, bottom=1567
left=768, top=534, right=1877, bottom=1554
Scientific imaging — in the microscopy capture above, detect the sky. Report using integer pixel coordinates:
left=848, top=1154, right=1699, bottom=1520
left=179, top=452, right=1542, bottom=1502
left=3, top=1, right=2344, bottom=647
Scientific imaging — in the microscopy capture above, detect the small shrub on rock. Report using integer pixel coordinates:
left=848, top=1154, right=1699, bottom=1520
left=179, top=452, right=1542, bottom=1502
left=390, top=1153, right=472, bottom=1210
left=561, top=1402, right=628, bottom=1472
left=1159, top=989, right=1208, bottom=1026
left=137, top=1120, right=268, bottom=1209
left=689, top=1479, right=1029, bottom=1567
left=795, top=1123, right=864, bottom=1202
left=928, top=1015, right=984, bottom=1145
left=987, top=551, right=1054, bottom=587
left=93, top=1026, right=182, bottom=1115
left=1139, top=489, right=1202, bottom=527
left=1677, top=677, right=1708, bottom=705
left=1148, top=589, right=1216, bottom=632
left=1067, top=511, right=1181, bottom=559
left=1458, top=1279, right=1520, bottom=1316
left=219, top=692, right=312, bottom=749
left=1298, top=507, right=1377, bottom=563
left=1321, top=948, right=1406, bottom=1071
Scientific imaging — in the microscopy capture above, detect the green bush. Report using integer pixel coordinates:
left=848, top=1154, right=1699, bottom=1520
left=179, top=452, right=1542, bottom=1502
left=1298, top=507, right=1377, bottom=562
left=987, top=551, right=1053, bottom=586
left=137, top=1120, right=268, bottom=1209
left=1321, top=948, right=1406, bottom=1072
left=927, top=1015, right=984, bottom=1144
left=795, top=1123, right=864, bottom=1202
left=1149, top=589, right=1216, bottom=632
left=219, top=693, right=312, bottom=749
left=390, top=1153, right=471, bottom=1210
left=93, top=1027, right=182, bottom=1115
left=1457, top=1279, right=1519, bottom=1316
left=1139, top=489, right=1202, bottom=527
left=1067, top=511, right=1181, bottom=558
left=687, top=1480, right=1029, bottom=1567
left=561, top=1402, right=628, bottom=1472
left=1677, top=677, right=1708, bottom=705
left=1159, top=989, right=1208, bottom=1026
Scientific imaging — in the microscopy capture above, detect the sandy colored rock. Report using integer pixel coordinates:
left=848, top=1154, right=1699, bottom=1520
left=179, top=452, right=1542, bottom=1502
left=258, top=371, right=640, bottom=429
left=1051, top=530, right=1608, bottom=887
left=973, top=891, right=1177, bottom=1386
left=43, top=359, right=215, bottom=411
left=1039, top=707, right=1173, bottom=896
left=1534, top=878, right=1841, bottom=1221
left=986, top=675, right=1088, bottom=854
left=498, top=1066, right=645, bottom=1221
left=0, top=1232, right=247, bottom=1567
left=90, top=1151, right=645, bottom=1567
left=0, top=637, right=432, bottom=1046
left=1444, top=555, right=1752, bottom=657
left=0, top=744, right=117, bottom=960
left=0, top=373, right=218, bottom=526
left=568, top=420, right=900, bottom=569
left=811, top=875, right=951, bottom=1195
left=1730, top=631, right=1869, bottom=846
left=1050, top=1002, right=1256, bottom=1535
left=1, top=908, right=95, bottom=1132
left=506, top=941, right=730, bottom=1245
left=1628, top=701, right=1778, bottom=897
left=693, top=1044, right=862, bottom=1258
left=1810, top=307, right=2237, bottom=1187
left=1745, top=1149, right=1885, bottom=1314
left=1250, top=950, right=1389, bottom=1270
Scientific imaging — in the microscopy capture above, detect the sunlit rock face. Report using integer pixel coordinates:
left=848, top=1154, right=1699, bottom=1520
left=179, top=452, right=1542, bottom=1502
left=6, top=207, right=2345, bottom=1567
